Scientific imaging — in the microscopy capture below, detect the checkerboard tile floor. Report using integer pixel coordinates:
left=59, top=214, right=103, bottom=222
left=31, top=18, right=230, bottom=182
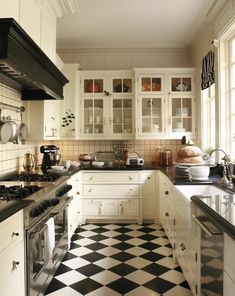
left=45, top=224, right=193, bottom=296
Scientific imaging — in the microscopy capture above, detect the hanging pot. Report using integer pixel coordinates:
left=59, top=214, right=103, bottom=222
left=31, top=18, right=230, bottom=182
left=14, top=112, right=28, bottom=144
left=3, top=115, right=18, bottom=142
left=0, top=109, right=12, bottom=144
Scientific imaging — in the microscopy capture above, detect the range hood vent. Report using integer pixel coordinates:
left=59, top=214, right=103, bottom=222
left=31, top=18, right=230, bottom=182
left=0, top=18, right=68, bottom=100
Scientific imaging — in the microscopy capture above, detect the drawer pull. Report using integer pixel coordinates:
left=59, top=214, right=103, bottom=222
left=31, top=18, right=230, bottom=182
left=180, top=242, right=186, bottom=251
left=88, top=188, right=92, bottom=193
left=165, top=191, right=169, bottom=195
left=89, top=176, right=93, bottom=181
left=77, top=191, right=80, bottom=195
left=129, top=176, right=133, bottom=180
left=129, top=188, right=133, bottom=192
left=165, top=212, right=169, bottom=217
left=12, top=232, right=19, bottom=237
left=12, top=261, right=19, bottom=270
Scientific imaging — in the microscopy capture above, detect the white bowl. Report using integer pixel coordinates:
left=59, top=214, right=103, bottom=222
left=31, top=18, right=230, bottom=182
left=92, top=161, right=104, bottom=168
left=50, top=166, right=64, bottom=170
left=189, top=166, right=210, bottom=180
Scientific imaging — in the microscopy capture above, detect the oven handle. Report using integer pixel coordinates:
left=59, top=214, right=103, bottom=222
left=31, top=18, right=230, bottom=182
left=192, top=214, right=222, bottom=237
left=49, top=196, right=73, bottom=218
left=29, top=224, right=48, bottom=239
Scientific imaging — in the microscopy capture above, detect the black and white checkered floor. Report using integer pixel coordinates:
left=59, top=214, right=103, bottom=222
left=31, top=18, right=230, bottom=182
left=45, top=223, right=193, bottom=296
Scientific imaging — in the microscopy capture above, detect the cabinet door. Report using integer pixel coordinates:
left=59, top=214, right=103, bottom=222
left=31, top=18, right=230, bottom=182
left=119, top=199, right=139, bottom=217
left=137, top=95, right=165, bottom=138
left=141, top=171, right=156, bottom=220
left=44, top=100, right=61, bottom=139
left=224, top=271, right=235, bottom=296
left=112, top=78, right=133, bottom=94
left=169, top=75, right=194, bottom=93
left=0, top=242, right=25, bottom=296
left=100, top=200, right=119, bottom=216
left=137, top=74, right=164, bottom=94
left=81, top=78, right=105, bottom=95
left=111, top=98, right=133, bottom=136
left=83, top=199, right=101, bottom=216
left=168, top=94, right=195, bottom=137
left=82, top=97, right=106, bottom=137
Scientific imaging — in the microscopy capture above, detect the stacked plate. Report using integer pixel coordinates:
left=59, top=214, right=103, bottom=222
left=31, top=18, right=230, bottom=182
left=174, top=166, right=191, bottom=180
left=174, top=107, right=188, bottom=117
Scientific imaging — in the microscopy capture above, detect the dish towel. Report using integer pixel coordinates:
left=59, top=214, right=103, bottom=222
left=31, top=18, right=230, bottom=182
left=45, top=217, right=55, bottom=259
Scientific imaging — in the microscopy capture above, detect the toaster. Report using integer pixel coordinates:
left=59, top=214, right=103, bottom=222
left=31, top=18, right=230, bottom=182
left=125, top=152, right=144, bottom=167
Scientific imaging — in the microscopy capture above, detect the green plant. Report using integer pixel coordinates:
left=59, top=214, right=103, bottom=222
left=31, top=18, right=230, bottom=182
left=61, top=109, right=75, bottom=127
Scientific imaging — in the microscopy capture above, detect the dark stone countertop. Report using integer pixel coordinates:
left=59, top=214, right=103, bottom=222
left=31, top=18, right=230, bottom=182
left=0, top=199, right=33, bottom=222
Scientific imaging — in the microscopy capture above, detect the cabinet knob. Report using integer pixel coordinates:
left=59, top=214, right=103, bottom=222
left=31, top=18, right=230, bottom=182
left=12, top=232, right=19, bottom=237
left=88, top=188, right=92, bottom=193
left=129, top=188, right=133, bottom=192
left=77, top=191, right=80, bottom=195
left=165, top=212, right=169, bottom=217
left=129, top=176, right=133, bottom=180
left=89, top=176, right=93, bottom=181
left=12, top=261, right=19, bottom=270
left=180, top=242, right=186, bottom=251
left=147, top=176, right=150, bottom=180
left=165, top=190, right=169, bottom=195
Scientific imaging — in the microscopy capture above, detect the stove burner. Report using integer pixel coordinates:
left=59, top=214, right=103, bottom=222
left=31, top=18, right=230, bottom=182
left=6, top=173, right=59, bottom=182
left=0, top=185, right=42, bottom=201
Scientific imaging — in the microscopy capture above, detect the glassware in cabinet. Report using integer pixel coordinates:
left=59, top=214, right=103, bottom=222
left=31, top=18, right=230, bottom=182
left=141, top=97, right=163, bottom=133
left=84, top=98, right=104, bottom=134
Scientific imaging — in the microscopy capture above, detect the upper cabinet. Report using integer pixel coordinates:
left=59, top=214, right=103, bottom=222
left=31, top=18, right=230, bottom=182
left=79, top=70, right=135, bottom=140
left=135, top=68, right=196, bottom=139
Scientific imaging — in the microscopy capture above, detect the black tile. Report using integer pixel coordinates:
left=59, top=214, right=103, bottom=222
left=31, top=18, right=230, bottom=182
left=138, top=226, right=155, bottom=233
left=62, top=252, right=77, bottom=262
left=114, top=227, right=132, bottom=233
left=92, top=227, right=109, bottom=233
left=109, top=263, right=137, bottom=276
left=44, top=278, right=66, bottom=294
left=113, top=242, right=133, bottom=250
left=70, top=233, right=84, bottom=241
left=143, top=277, right=175, bottom=294
left=54, top=263, right=72, bottom=276
left=88, top=234, right=108, bottom=241
left=174, top=265, right=182, bottom=272
left=139, top=234, right=157, bottom=241
left=70, top=278, right=102, bottom=294
left=111, top=251, right=135, bottom=262
left=142, top=263, right=170, bottom=276
left=180, top=280, right=191, bottom=289
left=139, top=242, right=160, bottom=250
left=81, top=252, right=106, bottom=262
left=76, top=263, right=104, bottom=277
left=140, top=251, right=164, bottom=262
left=74, top=227, right=88, bottom=233
left=107, top=278, right=138, bottom=294
left=113, top=234, right=133, bottom=241
left=86, top=242, right=107, bottom=251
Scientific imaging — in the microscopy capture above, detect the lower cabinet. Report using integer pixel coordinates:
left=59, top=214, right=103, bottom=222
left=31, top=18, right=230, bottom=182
left=224, top=233, right=235, bottom=295
left=0, top=210, right=25, bottom=296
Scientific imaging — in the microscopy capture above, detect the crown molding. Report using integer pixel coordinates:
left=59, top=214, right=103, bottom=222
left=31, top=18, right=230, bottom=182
left=47, top=0, right=80, bottom=18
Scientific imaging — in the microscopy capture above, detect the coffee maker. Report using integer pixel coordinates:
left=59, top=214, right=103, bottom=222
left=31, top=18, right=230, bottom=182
left=40, top=145, right=59, bottom=173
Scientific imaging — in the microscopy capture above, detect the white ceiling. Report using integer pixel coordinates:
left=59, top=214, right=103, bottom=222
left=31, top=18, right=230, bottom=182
left=56, top=0, right=217, bottom=49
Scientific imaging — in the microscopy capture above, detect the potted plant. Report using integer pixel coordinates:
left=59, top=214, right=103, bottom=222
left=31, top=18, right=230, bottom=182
left=61, top=109, right=75, bottom=136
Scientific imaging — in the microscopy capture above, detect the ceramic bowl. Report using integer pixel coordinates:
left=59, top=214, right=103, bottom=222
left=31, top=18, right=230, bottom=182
left=92, top=161, right=104, bottom=168
left=189, top=166, right=210, bottom=180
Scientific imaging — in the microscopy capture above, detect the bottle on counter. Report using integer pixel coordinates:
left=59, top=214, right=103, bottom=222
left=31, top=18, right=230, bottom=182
left=159, top=148, right=172, bottom=166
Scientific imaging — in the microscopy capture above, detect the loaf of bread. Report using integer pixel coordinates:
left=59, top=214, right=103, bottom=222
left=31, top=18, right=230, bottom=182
left=177, top=146, right=202, bottom=158
left=175, top=156, right=204, bottom=164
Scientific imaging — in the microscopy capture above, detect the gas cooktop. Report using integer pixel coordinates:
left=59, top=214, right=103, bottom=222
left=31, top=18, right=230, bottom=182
left=0, top=184, right=42, bottom=201
left=6, top=173, right=60, bottom=182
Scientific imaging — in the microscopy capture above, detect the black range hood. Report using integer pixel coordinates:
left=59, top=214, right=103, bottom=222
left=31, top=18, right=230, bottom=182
left=0, top=18, right=68, bottom=100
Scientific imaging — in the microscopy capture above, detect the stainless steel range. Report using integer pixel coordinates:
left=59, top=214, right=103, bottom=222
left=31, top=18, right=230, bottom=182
left=0, top=173, right=73, bottom=296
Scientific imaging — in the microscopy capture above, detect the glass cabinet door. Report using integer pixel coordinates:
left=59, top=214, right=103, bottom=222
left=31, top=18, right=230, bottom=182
left=170, top=76, right=193, bottom=92
left=112, top=98, right=132, bottom=134
left=138, top=75, right=164, bottom=93
left=84, top=98, right=104, bottom=134
left=141, top=96, right=163, bottom=134
left=170, top=95, right=194, bottom=133
left=83, top=79, right=104, bottom=94
left=112, top=78, right=132, bottom=93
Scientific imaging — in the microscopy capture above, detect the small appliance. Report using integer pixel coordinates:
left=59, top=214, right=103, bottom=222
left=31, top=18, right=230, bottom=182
left=40, top=145, right=59, bottom=173
left=126, top=152, right=144, bottom=167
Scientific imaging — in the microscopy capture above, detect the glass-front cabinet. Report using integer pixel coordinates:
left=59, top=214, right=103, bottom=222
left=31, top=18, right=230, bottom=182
left=137, top=74, right=164, bottom=94
left=169, top=75, right=194, bottom=93
left=79, top=70, right=134, bottom=139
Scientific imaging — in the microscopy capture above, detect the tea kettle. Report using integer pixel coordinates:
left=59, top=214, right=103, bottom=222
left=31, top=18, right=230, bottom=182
left=23, top=152, right=35, bottom=172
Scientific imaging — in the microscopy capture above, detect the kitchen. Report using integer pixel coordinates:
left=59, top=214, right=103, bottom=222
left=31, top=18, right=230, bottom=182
left=0, top=0, right=235, bottom=295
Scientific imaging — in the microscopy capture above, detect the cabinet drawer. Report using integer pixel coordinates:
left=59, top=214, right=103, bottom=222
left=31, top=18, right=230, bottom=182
left=83, top=199, right=119, bottom=216
left=0, top=211, right=24, bottom=254
left=83, top=184, right=140, bottom=197
left=82, top=171, right=140, bottom=183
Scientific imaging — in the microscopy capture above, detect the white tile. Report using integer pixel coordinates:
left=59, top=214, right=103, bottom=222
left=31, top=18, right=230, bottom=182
left=73, top=238, right=94, bottom=246
left=90, top=270, right=121, bottom=285
left=99, top=238, right=120, bottom=246
left=125, top=286, right=160, bottom=296
left=156, top=257, right=178, bottom=269
left=82, top=224, right=100, bottom=230
left=125, top=237, right=146, bottom=246
left=153, top=246, right=173, bottom=256
left=125, top=230, right=144, bottom=237
left=63, top=257, right=89, bottom=269
left=78, top=230, right=97, bottom=237
left=55, top=270, right=86, bottom=285
left=46, top=286, right=82, bottom=296
left=159, top=270, right=186, bottom=284
left=69, top=247, right=92, bottom=257
left=163, top=285, right=193, bottom=296
left=96, top=247, right=120, bottom=256
left=147, top=224, right=163, bottom=230
left=126, top=257, right=151, bottom=269
left=151, top=237, right=170, bottom=246
left=94, top=257, right=120, bottom=269
left=125, top=246, right=149, bottom=256
left=149, top=230, right=166, bottom=237
left=101, top=230, right=120, bottom=237
left=125, top=270, right=155, bottom=285
left=86, top=286, right=120, bottom=296
left=101, top=224, right=122, bottom=230
left=125, top=224, right=144, bottom=230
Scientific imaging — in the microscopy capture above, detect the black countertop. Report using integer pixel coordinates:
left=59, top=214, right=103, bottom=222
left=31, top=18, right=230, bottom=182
left=0, top=199, right=33, bottom=222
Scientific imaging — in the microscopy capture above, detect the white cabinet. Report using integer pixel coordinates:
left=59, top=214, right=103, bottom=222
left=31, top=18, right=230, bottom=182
left=81, top=171, right=142, bottom=224
left=135, top=68, right=196, bottom=139
left=67, top=172, right=82, bottom=244
left=224, top=233, right=235, bottom=295
left=60, top=64, right=80, bottom=139
left=0, top=211, right=25, bottom=296
left=79, top=70, right=135, bottom=139
left=141, top=171, right=157, bottom=222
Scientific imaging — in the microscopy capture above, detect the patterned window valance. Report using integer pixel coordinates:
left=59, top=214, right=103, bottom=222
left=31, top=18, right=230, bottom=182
left=201, top=50, right=215, bottom=90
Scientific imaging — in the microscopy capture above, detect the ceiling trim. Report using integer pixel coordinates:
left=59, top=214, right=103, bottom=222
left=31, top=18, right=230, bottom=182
left=48, top=0, right=80, bottom=18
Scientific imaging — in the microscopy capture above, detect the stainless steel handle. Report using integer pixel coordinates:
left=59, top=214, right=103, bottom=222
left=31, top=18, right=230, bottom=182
left=192, top=215, right=222, bottom=237
left=29, top=224, right=48, bottom=239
